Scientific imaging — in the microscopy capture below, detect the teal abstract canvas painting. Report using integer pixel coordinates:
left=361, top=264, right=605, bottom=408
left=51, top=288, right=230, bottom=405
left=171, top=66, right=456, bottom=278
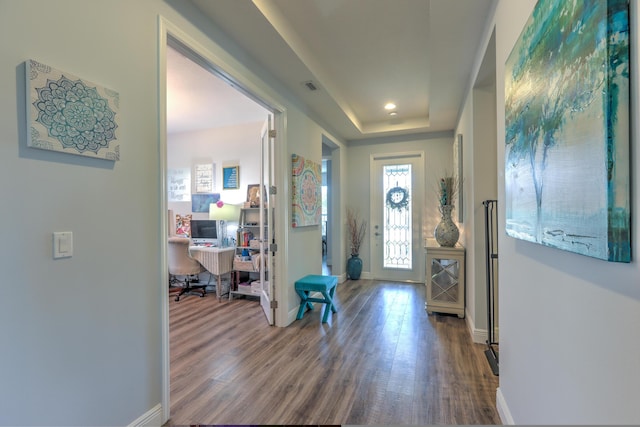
left=505, top=0, right=630, bottom=262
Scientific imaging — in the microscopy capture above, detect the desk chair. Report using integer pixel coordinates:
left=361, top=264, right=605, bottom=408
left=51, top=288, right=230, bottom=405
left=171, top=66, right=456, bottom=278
left=168, top=237, right=206, bottom=301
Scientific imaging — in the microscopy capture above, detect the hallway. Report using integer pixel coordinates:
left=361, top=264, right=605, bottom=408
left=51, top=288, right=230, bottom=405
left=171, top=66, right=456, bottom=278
left=167, top=280, right=499, bottom=425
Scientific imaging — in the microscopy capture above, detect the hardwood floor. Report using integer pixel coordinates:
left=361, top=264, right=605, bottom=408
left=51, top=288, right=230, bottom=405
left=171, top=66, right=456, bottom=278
left=167, top=279, right=500, bottom=425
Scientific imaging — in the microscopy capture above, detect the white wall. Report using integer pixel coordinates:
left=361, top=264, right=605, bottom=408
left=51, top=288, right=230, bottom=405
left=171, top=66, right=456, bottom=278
left=345, top=136, right=453, bottom=277
left=486, top=1, right=640, bottom=423
left=167, top=122, right=264, bottom=219
left=284, top=107, right=347, bottom=321
left=472, top=85, right=498, bottom=337
left=456, top=27, right=498, bottom=343
left=0, top=1, right=165, bottom=424
left=456, top=90, right=476, bottom=320
left=456, top=90, right=495, bottom=340
left=0, top=0, right=349, bottom=423
left=473, top=85, right=498, bottom=333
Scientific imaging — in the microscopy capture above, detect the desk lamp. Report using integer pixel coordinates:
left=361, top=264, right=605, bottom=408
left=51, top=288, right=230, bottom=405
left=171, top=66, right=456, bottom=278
left=209, top=201, right=240, bottom=247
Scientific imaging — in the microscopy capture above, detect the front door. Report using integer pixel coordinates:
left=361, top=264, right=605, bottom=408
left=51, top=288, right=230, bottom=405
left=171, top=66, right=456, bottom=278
left=370, top=153, right=424, bottom=282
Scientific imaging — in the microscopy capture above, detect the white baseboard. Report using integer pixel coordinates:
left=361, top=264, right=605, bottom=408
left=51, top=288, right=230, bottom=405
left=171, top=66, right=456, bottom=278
left=496, top=387, right=514, bottom=425
left=465, top=309, right=487, bottom=343
left=287, top=306, right=299, bottom=325
left=342, top=271, right=371, bottom=280
left=358, top=271, right=371, bottom=279
left=464, top=308, right=500, bottom=344
left=128, top=403, right=163, bottom=427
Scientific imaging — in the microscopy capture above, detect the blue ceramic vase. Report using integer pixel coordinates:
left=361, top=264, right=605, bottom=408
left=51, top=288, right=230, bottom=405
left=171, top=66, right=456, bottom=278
left=346, top=254, right=363, bottom=280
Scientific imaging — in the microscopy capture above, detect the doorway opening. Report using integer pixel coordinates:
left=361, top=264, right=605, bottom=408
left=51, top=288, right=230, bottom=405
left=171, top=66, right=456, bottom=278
left=321, top=159, right=330, bottom=275
left=160, top=23, right=287, bottom=421
left=166, top=38, right=272, bottom=312
left=321, top=135, right=339, bottom=276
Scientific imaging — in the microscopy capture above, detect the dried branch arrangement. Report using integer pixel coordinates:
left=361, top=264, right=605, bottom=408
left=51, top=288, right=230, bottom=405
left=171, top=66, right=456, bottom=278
left=347, top=207, right=367, bottom=256
left=438, top=175, right=458, bottom=208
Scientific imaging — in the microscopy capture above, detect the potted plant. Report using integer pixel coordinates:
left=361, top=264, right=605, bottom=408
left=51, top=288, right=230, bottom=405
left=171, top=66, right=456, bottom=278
left=346, top=208, right=366, bottom=279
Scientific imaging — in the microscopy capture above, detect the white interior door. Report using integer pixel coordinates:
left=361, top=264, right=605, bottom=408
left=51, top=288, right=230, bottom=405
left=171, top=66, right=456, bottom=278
left=259, top=115, right=275, bottom=324
left=370, top=153, right=424, bottom=282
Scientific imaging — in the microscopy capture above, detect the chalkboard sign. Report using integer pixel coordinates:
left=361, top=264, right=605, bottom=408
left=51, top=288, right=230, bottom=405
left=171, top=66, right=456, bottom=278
left=222, top=166, right=239, bottom=189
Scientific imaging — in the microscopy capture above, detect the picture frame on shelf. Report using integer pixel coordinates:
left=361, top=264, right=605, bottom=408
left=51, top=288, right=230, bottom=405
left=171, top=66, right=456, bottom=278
left=246, top=184, right=265, bottom=208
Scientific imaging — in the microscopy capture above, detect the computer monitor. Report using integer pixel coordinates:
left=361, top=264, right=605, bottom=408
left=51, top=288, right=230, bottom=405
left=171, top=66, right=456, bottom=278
left=190, top=220, right=219, bottom=245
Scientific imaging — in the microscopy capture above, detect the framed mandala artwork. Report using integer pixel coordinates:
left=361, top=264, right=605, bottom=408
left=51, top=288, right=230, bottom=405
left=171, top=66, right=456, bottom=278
left=291, top=153, right=321, bottom=228
left=26, top=59, right=120, bottom=161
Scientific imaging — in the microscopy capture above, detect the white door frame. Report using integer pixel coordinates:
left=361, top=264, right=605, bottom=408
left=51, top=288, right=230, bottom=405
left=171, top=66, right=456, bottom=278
left=322, top=135, right=341, bottom=272
left=158, top=16, right=289, bottom=423
left=369, top=151, right=425, bottom=283
left=259, top=116, right=276, bottom=324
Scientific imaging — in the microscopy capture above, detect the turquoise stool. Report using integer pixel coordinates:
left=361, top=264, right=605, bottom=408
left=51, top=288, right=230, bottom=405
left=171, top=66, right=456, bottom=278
left=295, top=275, right=338, bottom=323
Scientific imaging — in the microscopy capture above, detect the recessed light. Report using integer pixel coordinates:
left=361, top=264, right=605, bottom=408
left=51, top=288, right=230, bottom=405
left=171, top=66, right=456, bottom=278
left=384, top=102, right=396, bottom=110
left=389, top=111, right=398, bottom=116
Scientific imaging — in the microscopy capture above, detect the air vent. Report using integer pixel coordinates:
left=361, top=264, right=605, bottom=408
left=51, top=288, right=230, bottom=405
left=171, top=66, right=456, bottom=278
left=303, top=80, right=318, bottom=91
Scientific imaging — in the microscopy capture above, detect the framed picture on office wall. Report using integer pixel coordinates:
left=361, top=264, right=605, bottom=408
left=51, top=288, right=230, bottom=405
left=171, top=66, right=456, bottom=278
left=191, top=193, right=220, bottom=213
left=167, top=168, right=191, bottom=202
left=195, top=163, right=215, bottom=193
left=222, top=166, right=239, bottom=189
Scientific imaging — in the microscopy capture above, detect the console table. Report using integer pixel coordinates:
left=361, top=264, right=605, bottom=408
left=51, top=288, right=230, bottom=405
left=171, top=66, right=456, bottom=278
left=189, top=246, right=235, bottom=301
left=425, top=239, right=465, bottom=318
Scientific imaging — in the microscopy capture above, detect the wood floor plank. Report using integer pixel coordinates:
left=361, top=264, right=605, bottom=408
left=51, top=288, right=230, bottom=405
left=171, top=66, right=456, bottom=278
left=166, top=280, right=501, bottom=425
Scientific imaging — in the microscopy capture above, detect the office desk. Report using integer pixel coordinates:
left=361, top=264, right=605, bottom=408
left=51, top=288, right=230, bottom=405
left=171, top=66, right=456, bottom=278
left=189, top=246, right=235, bottom=301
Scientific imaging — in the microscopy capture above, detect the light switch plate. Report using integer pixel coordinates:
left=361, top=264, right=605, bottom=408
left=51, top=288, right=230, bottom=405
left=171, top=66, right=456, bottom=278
left=53, top=231, right=73, bottom=259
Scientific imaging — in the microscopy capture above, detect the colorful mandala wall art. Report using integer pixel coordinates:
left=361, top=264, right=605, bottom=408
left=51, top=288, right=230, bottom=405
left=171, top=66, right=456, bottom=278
left=291, top=153, right=321, bottom=227
left=26, top=59, right=120, bottom=161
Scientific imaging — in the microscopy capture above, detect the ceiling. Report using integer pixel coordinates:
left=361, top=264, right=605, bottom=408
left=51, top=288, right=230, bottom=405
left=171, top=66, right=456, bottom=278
left=168, top=0, right=495, bottom=142
left=167, top=46, right=269, bottom=134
